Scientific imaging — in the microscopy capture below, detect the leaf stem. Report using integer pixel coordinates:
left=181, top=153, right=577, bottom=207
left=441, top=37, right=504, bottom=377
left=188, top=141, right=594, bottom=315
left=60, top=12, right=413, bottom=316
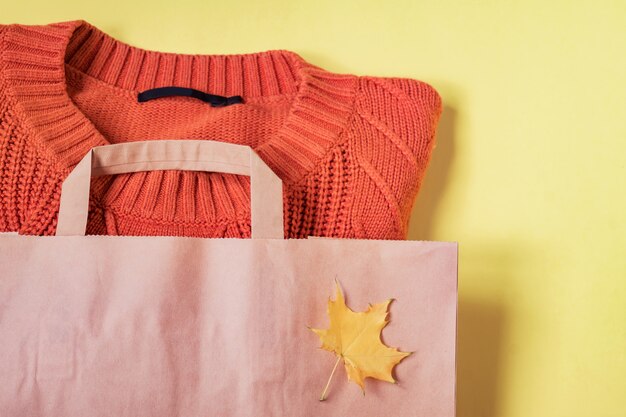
left=320, top=356, right=342, bottom=401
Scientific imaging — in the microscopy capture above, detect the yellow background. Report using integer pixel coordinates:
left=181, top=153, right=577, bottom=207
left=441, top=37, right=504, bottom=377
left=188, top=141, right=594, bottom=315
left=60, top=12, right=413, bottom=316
left=4, top=1, right=625, bottom=416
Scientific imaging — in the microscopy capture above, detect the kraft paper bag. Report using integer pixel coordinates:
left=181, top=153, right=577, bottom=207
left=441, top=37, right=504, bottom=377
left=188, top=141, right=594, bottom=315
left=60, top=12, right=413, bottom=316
left=0, top=140, right=457, bottom=417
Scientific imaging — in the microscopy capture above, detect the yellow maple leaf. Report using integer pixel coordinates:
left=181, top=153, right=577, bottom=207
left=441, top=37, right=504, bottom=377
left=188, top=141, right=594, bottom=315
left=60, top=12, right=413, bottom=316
left=308, top=280, right=413, bottom=401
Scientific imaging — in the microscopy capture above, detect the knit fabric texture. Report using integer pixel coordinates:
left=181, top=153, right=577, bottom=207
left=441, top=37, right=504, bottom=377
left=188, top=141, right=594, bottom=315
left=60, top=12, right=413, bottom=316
left=0, top=19, right=443, bottom=239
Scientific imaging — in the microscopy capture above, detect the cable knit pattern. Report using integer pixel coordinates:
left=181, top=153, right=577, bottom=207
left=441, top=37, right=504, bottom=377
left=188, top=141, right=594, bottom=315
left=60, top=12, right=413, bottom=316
left=0, top=19, right=442, bottom=239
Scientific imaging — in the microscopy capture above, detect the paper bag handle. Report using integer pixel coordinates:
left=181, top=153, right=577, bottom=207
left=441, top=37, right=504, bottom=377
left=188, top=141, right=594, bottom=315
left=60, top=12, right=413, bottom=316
left=56, top=140, right=284, bottom=239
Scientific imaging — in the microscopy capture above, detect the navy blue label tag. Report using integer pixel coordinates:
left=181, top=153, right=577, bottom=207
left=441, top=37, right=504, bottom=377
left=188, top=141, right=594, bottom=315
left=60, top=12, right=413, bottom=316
left=138, top=86, right=244, bottom=107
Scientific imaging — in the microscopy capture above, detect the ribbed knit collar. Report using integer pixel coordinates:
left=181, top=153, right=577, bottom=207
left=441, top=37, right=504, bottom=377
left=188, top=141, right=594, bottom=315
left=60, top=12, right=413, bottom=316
left=1, top=19, right=358, bottom=184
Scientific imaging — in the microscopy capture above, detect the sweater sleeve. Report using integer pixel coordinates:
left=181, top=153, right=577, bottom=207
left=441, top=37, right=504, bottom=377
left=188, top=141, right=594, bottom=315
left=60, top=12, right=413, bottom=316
left=0, top=23, right=63, bottom=235
left=348, top=75, right=443, bottom=239
left=0, top=23, right=18, bottom=233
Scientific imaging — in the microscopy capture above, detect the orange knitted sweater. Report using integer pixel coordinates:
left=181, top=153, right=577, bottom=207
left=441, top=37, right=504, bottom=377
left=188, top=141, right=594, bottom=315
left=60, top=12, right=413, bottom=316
left=0, top=19, right=442, bottom=239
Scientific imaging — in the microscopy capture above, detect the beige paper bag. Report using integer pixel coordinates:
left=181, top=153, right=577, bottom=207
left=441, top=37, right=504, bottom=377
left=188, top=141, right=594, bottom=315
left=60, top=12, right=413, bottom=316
left=0, top=140, right=457, bottom=416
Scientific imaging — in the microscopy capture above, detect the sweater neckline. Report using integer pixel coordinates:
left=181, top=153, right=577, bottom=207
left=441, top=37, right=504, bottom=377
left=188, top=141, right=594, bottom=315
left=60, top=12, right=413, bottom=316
left=1, top=19, right=358, bottom=184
